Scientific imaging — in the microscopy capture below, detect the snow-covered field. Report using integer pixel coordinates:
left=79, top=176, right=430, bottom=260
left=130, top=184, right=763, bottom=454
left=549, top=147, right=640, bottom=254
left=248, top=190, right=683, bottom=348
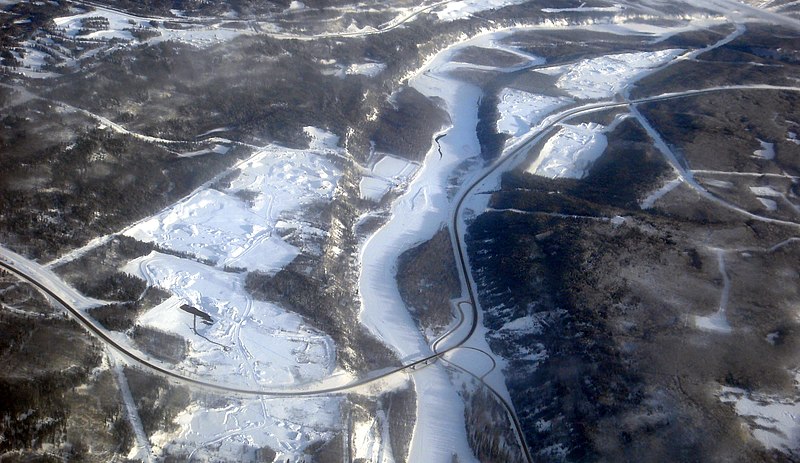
left=490, top=45, right=688, bottom=181
left=126, top=131, right=340, bottom=274
left=435, top=0, right=530, bottom=21
left=719, top=381, right=800, bottom=453
left=52, top=6, right=246, bottom=46
left=352, top=409, right=396, bottom=463
left=753, top=139, right=776, bottom=160
left=541, top=4, right=624, bottom=13
left=538, top=49, right=684, bottom=100
left=12, top=4, right=249, bottom=77
left=359, top=155, right=419, bottom=202
left=496, top=89, right=573, bottom=139
left=154, top=394, right=341, bottom=461
left=321, top=61, right=387, bottom=78
left=526, top=122, right=609, bottom=179
left=124, top=252, right=335, bottom=386
left=121, top=129, right=344, bottom=387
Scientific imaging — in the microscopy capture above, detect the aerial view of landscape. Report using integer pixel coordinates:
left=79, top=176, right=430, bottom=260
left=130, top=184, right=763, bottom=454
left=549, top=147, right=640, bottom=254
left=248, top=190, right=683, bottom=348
left=1, top=0, right=799, bottom=461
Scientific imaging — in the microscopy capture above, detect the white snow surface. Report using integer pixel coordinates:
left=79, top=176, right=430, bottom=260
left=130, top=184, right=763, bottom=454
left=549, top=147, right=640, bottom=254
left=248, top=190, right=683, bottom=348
left=435, top=0, right=530, bottom=21
left=526, top=122, right=609, bottom=179
left=359, top=155, right=419, bottom=202
left=346, top=62, right=387, bottom=77
left=720, top=384, right=800, bottom=453
left=753, top=139, right=776, bottom=160
left=129, top=189, right=300, bottom=273
left=112, top=131, right=347, bottom=459
left=18, top=6, right=249, bottom=77
left=353, top=410, right=396, bottom=463
left=303, top=125, right=340, bottom=151
left=126, top=137, right=340, bottom=273
left=359, top=177, right=394, bottom=202
left=542, top=4, right=624, bottom=13
left=750, top=185, right=783, bottom=197
left=694, top=310, right=732, bottom=333
left=52, top=7, right=244, bottom=45
left=496, top=88, right=573, bottom=138
left=124, top=252, right=335, bottom=387
left=124, top=251, right=342, bottom=460
left=547, top=49, right=684, bottom=99
left=154, top=395, right=340, bottom=462
left=319, top=61, right=389, bottom=79
left=758, top=197, right=779, bottom=211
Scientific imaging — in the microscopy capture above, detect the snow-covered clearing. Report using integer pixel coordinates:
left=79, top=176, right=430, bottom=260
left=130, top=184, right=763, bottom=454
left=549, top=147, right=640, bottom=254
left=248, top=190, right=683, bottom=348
left=526, top=122, right=609, bottom=179
left=541, top=4, right=624, bottom=13
left=753, top=139, right=776, bottom=160
left=126, top=133, right=341, bottom=274
left=719, top=378, right=800, bottom=453
left=750, top=185, right=789, bottom=212
left=496, top=89, right=573, bottom=139
left=758, top=197, right=779, bottom=211
left=321, top=61, right=387, bottom=78
left=352, top=409, right=396, bottom=463
left=750, top=185, right=783, bottom=197
left=538, top=49, right=684, bottom=100
left=51, top=6, right=246, bottom=47
left=704, top=178, right=734, bottom=189
left=359, top=155, right=419, bottom=202
left=495, top=46, right=688, bottom=177
left=434, top=0, right=530, bottom=21
left=117, top=131, right=344, bottom=387
left=155, top=395, right=341, bottom=462
left=14, top=5, right=247, bottom=77
left=525, top=114, right=632, bottom=179
left=347, top=62, right=387, bottom=77
left=123, top=252, right=335, bottom=387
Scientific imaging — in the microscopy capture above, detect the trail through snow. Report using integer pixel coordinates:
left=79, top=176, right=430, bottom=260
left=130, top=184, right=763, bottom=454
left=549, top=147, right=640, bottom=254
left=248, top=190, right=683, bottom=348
left=109, top=352, right=154, bottom=463
left=695, top=250, right=733, bottom=333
